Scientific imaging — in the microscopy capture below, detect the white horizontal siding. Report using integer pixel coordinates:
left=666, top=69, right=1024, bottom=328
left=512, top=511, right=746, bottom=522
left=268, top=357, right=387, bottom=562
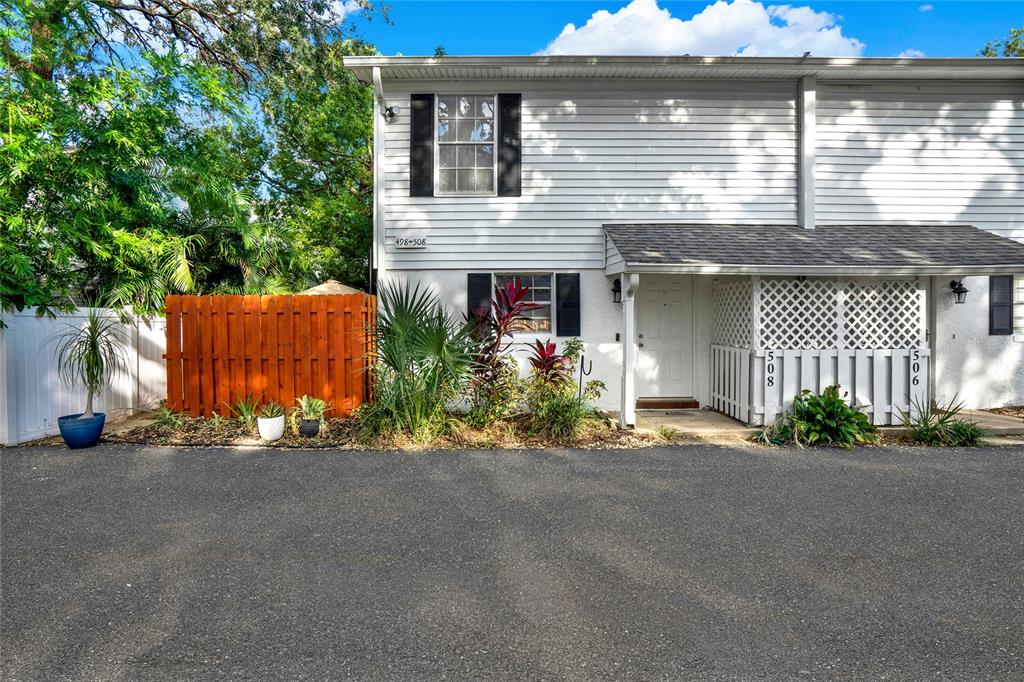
left=382, top=80, right=798, bottom=269
left=816, top=82, right=1024, bottom=243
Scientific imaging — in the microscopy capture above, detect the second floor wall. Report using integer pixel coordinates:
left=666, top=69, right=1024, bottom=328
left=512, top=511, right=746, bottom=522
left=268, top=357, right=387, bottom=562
left=378, top=78, right=1023, bottom=271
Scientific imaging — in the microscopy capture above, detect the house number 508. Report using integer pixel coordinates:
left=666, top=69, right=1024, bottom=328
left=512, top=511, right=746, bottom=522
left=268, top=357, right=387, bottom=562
left=766, top=351, right=776, bottom=388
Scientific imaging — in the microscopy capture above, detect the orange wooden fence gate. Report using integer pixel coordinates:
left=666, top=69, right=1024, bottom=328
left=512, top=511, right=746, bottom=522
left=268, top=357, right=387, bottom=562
left=164, top=294, right=374, bottom=417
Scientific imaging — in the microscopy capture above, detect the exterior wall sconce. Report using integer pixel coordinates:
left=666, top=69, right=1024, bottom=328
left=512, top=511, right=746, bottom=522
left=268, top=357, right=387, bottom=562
left=611, top=278, right=622, bottom=303
left=949, top=279, right=968, bottom=304
left=384, top=105, right=400, bottom=122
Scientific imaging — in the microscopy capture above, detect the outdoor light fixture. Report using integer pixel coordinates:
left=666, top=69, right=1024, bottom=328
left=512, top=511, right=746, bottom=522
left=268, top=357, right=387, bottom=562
left=611, top=278, right=622, bottom=303
left=949, top=279, right=969, bottom=304
left=384, top=105, right=400, bottom=122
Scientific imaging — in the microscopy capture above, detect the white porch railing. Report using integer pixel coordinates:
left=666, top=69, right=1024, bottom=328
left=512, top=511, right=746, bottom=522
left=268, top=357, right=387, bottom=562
left=752, top=348, right=930, bottom=426
left=710, top=345, right=751, bottom=423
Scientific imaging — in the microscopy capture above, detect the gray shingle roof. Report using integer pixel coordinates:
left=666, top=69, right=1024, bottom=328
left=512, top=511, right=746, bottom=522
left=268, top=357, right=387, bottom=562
left=603, top=224, right=1024, bottom=274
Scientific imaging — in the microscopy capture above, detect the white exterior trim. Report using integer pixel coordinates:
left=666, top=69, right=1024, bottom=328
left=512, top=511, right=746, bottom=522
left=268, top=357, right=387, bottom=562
left=798, top=76, right=816, bottom=231
left=613, top=263, right=1024, bottom=276
left=620, top=273, right=639, bottom=428
left=372, top=66, right=386, bottom=279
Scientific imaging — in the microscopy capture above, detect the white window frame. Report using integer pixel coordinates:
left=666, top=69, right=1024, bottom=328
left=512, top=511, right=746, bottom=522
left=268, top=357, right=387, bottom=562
left=434, top=94, right=498, bottom=197
left=494, top=272, right=554, bottom=334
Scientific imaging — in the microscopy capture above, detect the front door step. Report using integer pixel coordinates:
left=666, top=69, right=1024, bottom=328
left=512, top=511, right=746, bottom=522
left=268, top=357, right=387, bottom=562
left=636, top=398, right=700, bottom=410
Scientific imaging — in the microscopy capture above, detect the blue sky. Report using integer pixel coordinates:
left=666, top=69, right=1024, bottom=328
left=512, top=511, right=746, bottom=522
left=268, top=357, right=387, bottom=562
left=348, top=0, right=1021, bottom=58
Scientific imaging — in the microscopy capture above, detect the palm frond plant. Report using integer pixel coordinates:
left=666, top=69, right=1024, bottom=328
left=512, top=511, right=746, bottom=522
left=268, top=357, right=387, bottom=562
left=49, top=309, right=129, bottom=419
left=358, top=281, right=479, bottom=443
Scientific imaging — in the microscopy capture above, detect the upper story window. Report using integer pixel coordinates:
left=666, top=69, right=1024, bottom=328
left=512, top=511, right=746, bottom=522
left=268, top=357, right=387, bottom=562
left=437, top=95, right=496, bottom=195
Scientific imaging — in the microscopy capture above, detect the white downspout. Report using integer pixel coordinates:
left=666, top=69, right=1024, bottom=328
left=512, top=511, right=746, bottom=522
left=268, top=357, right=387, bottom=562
left=372, top=66, right=387, bottom=287
left=620, top=273, right=640, bottom=429
left=798, top=75, right=816, bottom=231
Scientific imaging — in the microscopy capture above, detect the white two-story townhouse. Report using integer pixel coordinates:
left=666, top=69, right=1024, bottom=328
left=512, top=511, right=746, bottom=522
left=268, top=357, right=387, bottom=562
left=343, top=55, right=1024, bottom=427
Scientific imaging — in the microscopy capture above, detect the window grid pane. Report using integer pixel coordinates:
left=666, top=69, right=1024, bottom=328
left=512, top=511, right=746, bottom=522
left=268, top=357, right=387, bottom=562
left=437, top=95, right=496, bottom=194
left=495, top=274, right=552, bottom=332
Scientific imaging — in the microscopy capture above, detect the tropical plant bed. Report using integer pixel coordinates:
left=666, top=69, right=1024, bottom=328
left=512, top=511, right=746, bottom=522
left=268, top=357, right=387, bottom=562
left=104, top=414, right=663, bottom=450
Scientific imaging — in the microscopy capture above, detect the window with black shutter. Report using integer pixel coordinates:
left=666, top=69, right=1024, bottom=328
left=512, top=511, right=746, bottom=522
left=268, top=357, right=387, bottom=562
left=467, top=273, right=493, bottom=321
left=409, top=94, right=434, bottom=196
left=990, top=275, right=1014, bottom=335
left=555, top=273, right=581, bottom=337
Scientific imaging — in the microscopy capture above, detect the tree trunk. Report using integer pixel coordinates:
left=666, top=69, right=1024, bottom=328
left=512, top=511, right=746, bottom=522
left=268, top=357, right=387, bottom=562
left=82, top=391, right=94, bottom=419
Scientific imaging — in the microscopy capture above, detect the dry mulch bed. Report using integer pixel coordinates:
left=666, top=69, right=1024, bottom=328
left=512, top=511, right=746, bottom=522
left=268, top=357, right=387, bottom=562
left=104, top=414, right=665, bottom=450
left=988, top=406, right=1024, bottom=421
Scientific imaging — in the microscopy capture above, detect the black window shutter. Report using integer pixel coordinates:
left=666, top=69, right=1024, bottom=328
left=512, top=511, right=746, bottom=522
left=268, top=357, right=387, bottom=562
left=497, top=94, right=521, bottom=197
left=409, top=94, right=434, bottom=197
left=467, top=273, right=493, bottom=321
left=556, top=273, right=581, bottom=337
left=990, top=275, right=1014, bottom=335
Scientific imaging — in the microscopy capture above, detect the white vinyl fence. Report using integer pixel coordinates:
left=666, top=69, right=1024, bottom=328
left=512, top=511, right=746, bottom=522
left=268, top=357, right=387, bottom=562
left=0, top=309, right=166, bottom=446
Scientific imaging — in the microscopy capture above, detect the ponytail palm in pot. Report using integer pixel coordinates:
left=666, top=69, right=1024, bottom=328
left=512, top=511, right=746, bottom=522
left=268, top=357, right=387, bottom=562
left=50, top=309, right=129, bottom=449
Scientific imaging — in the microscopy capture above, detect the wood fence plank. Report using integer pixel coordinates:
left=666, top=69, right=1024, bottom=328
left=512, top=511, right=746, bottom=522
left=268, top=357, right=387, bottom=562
left=243, top=295, right=262, bottom=403
left=165, top=296, right=183, bottom=411
left=214, top=296, right=230, bottom=415
left=183, top=297, right=201, bottom=416
left=227, top=295, right=245, bottom=405
left=315, top=296, right=329, bottom=400
left=328, top=296, right=343, bottom=408
left=198, top=296, right=215, bottom=416
left=279, top=295, right=295, bottom=405
left=264, top=296, right=279, bottom=407
left=298, top=295, right=313, bottom=399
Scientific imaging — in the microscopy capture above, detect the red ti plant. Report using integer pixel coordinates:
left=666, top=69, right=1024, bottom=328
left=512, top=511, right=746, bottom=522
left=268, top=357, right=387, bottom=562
left=469, top=278, right=538, bottom=403
left=528, top=340, right=572, bottom=385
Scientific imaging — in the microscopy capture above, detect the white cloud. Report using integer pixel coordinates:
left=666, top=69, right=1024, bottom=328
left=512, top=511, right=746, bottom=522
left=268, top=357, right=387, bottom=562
left=536, top=0, right=865, bottom=57
left=918, top=4, right=934, bottom=11
left=897, top=48, right=926, bottom=58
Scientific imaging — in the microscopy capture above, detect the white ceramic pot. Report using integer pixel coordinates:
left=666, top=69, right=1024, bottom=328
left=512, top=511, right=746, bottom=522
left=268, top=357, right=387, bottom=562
left=257, top=415, right=285, bottom=442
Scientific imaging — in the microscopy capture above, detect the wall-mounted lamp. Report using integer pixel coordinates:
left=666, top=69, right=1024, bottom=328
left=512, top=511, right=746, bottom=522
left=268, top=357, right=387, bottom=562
left=611, top=278, right=622, bottom=304
left=384, top=105, right=400, bottom=122
left=949, top=279, right=968, bottom=304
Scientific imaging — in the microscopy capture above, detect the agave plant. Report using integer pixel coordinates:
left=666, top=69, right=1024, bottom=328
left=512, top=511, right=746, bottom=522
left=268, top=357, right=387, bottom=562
left=360, top=281, right=479, bottom=441
left=49, top=309, right=129, bottom=419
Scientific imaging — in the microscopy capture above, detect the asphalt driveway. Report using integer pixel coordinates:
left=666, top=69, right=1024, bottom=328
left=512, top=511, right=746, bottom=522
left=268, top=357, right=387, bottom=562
left=2, top=443, right=1023, bottom=680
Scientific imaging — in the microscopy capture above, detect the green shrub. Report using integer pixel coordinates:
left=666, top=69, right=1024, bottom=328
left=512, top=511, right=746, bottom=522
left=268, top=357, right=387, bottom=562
left=296, top=394, right=329, bottom=420
left=790, top=385, right=878, bottom=448
left=464, top=355, right=525, bottom=428
left=900, top=396, right=987, bottom=447
left=259, top=401, right=284, bottom=418
left=358, top=282, right=478, bottom=443
left=228, top=394, right=259, bottom=432
left=525, top=337, right=606, bottom=440
left=757, top=385, right=877, bottom=448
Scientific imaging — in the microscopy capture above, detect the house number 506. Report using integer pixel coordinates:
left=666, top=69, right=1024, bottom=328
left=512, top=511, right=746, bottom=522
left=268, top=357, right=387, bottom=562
left=911, top=349, right=921, bottom=386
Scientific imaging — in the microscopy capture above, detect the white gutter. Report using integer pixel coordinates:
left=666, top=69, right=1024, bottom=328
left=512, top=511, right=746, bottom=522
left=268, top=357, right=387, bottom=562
left=371, top=66, right=385, bottom=284
left=617, top=263, right=1024, bottom=276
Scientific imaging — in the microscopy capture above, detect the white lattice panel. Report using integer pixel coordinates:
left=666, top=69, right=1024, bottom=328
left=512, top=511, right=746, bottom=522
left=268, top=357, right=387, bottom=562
left=713, top=278, right=752, bottom=347
left=843, top=280, right=922, bottom=349
left=759, top=279, right=839, bottom=350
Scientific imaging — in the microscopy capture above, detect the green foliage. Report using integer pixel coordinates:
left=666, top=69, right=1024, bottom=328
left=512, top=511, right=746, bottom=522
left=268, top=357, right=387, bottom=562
left=228, top=395, right=259, bottom=432
left=296, top=395, right=328, bottom=420
left=758, top=386, right=877, bottom=448
left=789, top=385, right=878, bottom=448
left=655, top=425, right=677, bottom=441
left=525, top=338, right=605, bottom=440
left=464, top=355, right=525, bottom=428
left=1, top=2, right=382, bottom=315
left=210, top=411, right=225, bottom=431
left=357, top=282, right=478, bottom=443
left=156, top=404, right=185, bottom=429
left=980, top=28, right=1024, bottom=57
left=48, top=308, right=129, bottom=418
left=259, top=401, right=284, bottom=419
left=900, top=396, right=987, bottom=447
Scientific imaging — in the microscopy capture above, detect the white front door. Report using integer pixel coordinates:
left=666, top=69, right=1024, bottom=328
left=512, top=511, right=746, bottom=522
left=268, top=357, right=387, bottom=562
left=636, top=275, right=694, bottom=398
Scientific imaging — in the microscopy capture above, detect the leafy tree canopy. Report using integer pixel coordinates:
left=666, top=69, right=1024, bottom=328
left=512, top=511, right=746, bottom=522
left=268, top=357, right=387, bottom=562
left=1, top=0, right=383, bottom=317
left=980, top=28, right=1024, bottom=57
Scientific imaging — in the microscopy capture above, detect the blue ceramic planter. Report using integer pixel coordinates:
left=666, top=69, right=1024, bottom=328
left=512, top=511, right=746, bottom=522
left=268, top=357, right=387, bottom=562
left=58, top=413, right=106, bottom=449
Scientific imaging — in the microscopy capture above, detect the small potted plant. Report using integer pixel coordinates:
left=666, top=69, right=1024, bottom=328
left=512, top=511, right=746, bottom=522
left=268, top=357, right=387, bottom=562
left=257, top=401, right=286, bottom=441
left=296, top=395, right=328, bottom=436
left=50, top=309, right=128, bottom=449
